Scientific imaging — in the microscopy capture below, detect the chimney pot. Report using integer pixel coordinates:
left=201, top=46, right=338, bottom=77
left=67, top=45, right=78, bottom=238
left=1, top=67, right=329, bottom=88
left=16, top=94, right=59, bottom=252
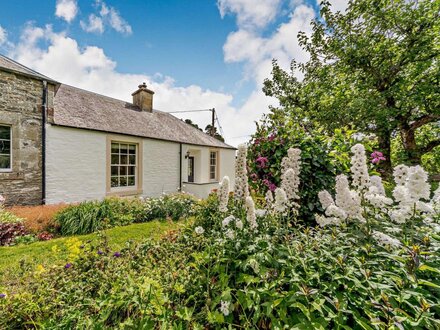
left=132, top=82, right=154, bottom=112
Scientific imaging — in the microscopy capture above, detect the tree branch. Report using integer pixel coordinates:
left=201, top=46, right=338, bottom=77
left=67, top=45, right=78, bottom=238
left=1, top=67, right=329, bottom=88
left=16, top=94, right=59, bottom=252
left=422, top=139, right=440, bottom=154
left=409, top=114, right=440, bottom=131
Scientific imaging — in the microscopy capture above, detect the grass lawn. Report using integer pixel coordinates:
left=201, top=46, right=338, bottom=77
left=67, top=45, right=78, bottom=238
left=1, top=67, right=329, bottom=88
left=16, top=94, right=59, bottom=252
left=0, top=220, right=186, bottom=283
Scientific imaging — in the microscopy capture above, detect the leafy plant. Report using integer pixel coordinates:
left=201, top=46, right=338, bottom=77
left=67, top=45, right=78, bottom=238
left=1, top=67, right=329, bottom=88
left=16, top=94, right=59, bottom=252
left=0, top=221, right=28, bottom=246
left=55, top=195, right=196, bottom=236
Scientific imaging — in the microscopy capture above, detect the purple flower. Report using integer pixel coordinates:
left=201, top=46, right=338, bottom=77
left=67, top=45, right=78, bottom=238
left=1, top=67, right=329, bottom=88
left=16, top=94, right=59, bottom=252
left=371, top=151, right=386, bottom=164
left=268, top=133, right=276, bottom=141
left=113, top=252, right=121, bottom=258
left=64, top=263, right=72, bottom=269
left=262, top=179, right=277, bottom=192
left=97, top=250, right=104, bottom=255
left=250, top=173, right=258, bottom=181
left=268, top=183, right=277, bottom=192
left=256, top=156, right=269, bottom=168
left=0, top=293, right=6, bottom=299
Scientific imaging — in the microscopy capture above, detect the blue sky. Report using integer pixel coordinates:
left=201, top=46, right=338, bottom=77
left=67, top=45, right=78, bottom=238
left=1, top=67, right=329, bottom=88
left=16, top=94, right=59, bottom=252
left=0, top=0, right=346, bottom=145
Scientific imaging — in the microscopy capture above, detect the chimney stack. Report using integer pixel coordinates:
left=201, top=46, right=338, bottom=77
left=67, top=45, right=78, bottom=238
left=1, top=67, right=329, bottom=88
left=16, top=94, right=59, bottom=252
left=132, top=82, right=154, bottom=112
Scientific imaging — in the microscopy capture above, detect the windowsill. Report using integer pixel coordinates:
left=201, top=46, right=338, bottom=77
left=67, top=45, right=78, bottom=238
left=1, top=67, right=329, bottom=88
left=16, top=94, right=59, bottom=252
left=106, top=188, right=143, bottom=197
left=183, top=181, right=219, bottom=186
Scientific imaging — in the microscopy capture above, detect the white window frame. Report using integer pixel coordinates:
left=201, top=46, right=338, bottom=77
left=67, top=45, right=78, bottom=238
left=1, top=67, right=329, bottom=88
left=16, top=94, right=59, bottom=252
left=0, top=125, right=12, bottom=173
left=209, top=150, right=219, bottom=182
left=106, top=136, right=143, bottom=196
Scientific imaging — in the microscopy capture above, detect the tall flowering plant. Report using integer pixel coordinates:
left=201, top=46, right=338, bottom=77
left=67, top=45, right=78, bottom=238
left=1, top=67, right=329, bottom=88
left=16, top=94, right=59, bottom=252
left=234, top=144, right=249, bottom=203
left=316, top=143, right=439, bottom=247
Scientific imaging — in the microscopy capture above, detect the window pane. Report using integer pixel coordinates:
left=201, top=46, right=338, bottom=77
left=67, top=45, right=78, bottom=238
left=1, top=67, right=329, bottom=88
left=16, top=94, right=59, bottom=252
left=0, top=155, right=10, bottom=169
left=111, top=166, right=118, bottom=176
left=129, top=145, right=136, bottom=154
left=111, top=143, right=119, bottom=154
left=127, top=176, right=135, bottom=186
left=120, top=176, right=127, bottom=186
left=0, top=140, right=10, bottom=154
left=129, top=155, right=136, bottom=165
left=0, top=126, right=10, bottom=140
left=120, top=144, right=128, bottom=154
left=111, top=176, right=119, bottom=187
left=120, top=166, right=127, bottom=176
left=128, top=166, right=135, bottom=176
left=120, top=155, right=128, bottom=165
left=111, top=155, right=119, bottom=165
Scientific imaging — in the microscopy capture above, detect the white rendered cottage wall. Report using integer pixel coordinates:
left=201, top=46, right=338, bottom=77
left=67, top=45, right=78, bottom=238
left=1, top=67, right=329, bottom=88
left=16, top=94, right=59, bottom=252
left=45, top=125, right=234, bottom=203
left=142, top=139, right=180, bottom=196
left=46, top=125, right=107, bottom=204
left=46, top=126, right=180, bottom=203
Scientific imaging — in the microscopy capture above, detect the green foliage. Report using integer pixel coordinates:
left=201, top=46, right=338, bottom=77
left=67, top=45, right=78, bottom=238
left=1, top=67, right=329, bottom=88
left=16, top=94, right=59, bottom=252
left=392, top=123, right=440, bottom=174
left=11, top=234, right=37, bottom=246
left=55, top=195, right=196, bottom=236
left=143, top=194, right=196, bottom=222
left=264, top=0, right=440, bottom=169
left=0, top=210, right=24, bottom=224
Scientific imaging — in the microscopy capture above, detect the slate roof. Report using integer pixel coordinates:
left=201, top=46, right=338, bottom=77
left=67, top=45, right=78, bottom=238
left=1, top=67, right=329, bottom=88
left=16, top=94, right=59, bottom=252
left=0, top=54, right=58, bottom=84
left=53, top=84, right=235, bottom=149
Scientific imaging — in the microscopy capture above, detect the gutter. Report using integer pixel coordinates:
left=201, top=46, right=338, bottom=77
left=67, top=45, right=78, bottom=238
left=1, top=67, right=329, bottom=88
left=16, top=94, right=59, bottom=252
left=179, top=143, right=183, bottom=192
left=41, top=81, right=48, bottom=205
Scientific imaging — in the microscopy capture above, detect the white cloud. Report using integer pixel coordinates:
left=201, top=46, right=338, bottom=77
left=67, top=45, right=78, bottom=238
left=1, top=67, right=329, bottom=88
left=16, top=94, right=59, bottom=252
left=0, top=25, right=7, bottom=45
left=8, top=24, right=241, bottom=142
left=81, top=1, right=132, bottom=35
left=218, top=0, right=282, bottom=29
left=55, top=0, right=78, bottom=23
left=80, top=14, right=104, bottom=34
left=327, top=0, right=349, bottom=12
left=224, top=4, right=314, bottom=86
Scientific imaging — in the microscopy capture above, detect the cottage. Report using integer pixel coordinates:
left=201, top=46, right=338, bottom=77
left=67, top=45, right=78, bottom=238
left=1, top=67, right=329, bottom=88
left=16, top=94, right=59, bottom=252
left=0, top=54, right=236, bottom=205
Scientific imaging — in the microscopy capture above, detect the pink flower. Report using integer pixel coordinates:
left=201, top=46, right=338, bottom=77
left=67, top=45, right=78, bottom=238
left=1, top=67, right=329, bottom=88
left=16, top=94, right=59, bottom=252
left=250, top=173, right=258, bottom=181
left=268, top=133, right=276, bottom=141
left=262, top=179, right=277, bottom=192
left=256, top=156, right=269, bottom=168
left=371, top=151, right=386, bottom=164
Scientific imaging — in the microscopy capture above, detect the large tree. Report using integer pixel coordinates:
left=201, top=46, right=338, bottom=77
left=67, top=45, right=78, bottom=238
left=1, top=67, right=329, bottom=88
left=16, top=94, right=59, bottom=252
left=263, top=0, right=439, bottom=174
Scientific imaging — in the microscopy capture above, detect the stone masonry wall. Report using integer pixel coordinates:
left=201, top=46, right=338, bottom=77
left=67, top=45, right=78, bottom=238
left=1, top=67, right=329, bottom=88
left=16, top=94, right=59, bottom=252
left=0, top=69, right=55, bottom=205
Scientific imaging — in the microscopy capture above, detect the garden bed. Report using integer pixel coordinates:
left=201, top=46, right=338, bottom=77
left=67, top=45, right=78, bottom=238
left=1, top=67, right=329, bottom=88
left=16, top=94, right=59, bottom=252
left=0, top=219, right=186, bottom=284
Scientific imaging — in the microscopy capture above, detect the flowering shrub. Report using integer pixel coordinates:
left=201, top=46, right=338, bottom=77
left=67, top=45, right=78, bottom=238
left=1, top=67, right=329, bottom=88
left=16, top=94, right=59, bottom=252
left=248, top=126, right=359, bottom=223
left=37, top=232, right=54, bottom=241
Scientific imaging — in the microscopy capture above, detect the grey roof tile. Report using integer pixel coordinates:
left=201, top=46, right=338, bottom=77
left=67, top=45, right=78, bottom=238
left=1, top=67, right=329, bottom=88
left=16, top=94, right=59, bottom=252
left=53, top=84, right=235, bottom=149
left=0, top=54, right=58, bottom=83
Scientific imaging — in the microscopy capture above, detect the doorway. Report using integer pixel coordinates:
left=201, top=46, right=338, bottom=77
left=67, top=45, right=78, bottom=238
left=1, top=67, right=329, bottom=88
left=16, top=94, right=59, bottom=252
left=188, top=156, right=194, bottom=182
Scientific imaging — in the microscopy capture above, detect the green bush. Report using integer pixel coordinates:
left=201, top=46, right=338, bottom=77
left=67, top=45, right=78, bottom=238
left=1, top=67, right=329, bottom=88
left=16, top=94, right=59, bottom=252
left=0, top=209, right=24, bottom=224
left=55, top=195, right=196, bottom=236
left=142, top=194, right=196, bottom=222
